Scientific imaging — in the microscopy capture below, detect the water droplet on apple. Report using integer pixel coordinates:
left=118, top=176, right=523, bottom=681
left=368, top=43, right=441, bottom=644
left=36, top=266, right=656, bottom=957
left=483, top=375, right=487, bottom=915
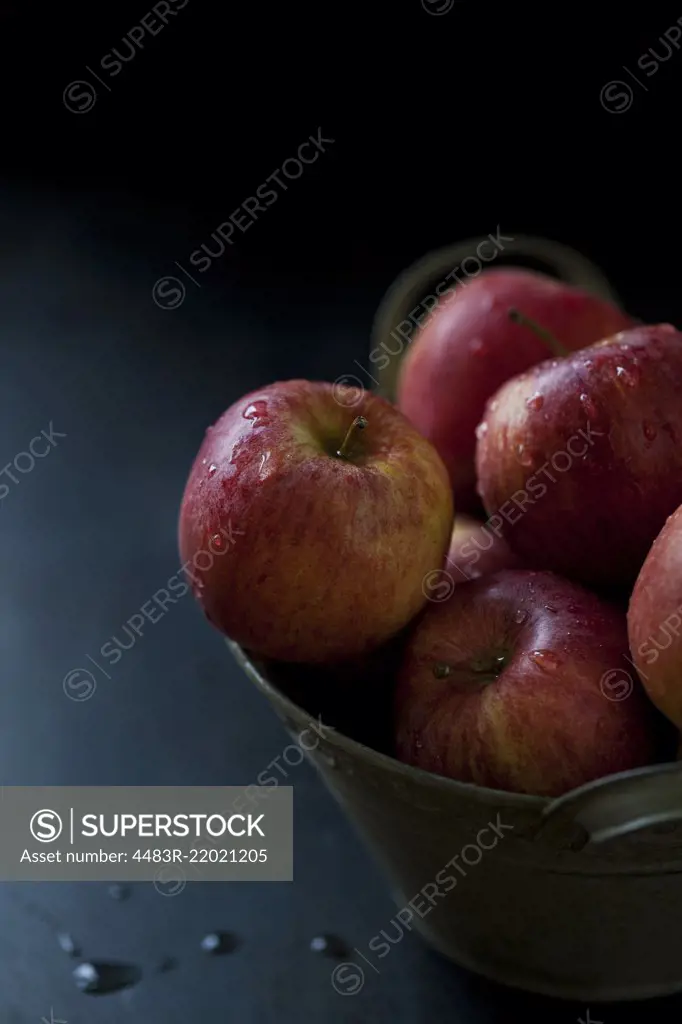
left=514, top=609, right=528, bottom=624
left=433, top=663, right=452, bottom=679
left=579, top=393, right=599, bottom=419
left=526, top=393, right=544, bottom=411
left=529, top=649, right=560, bottom=672
left=476, top=422, right=488, bottom=439
left=201, top=457, right=207, bottom=465
left=211, top=533, right=224, bottom=549
left=642, top=421, right=657, bottom=443
left=470, top=337, right=484, bottom=354
left=516, top=444, right=533, bottom=467
left=615, top=364, right=639, bottom=387
left=208, top=464, right=217, bottom=476
left=489, top=399, right=499, bottom=413
left=544, top=604, right=558, bottom=614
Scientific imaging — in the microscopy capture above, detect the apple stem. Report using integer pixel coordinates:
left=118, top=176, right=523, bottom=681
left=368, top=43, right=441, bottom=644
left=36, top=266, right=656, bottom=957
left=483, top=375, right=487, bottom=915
left=337, top=415, right=368, bottom=459
left=508, top=307, right=569, bottom=358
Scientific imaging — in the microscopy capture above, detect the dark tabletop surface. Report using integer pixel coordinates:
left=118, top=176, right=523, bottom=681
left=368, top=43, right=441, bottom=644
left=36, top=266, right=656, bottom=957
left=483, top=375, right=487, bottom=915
left=1, top=181, right=680, bottom=1024
left=2, top=4, right=682, bottom=1020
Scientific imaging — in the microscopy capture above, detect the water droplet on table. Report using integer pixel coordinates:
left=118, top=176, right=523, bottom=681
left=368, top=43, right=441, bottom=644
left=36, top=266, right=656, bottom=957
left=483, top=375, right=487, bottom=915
left=107, top=884, right=130, bottom=901
left=57, top=932, right=80, bottom=957
left=73, top=961, right=141, bottom=994
left=310, top=934, right=349, bottom=957
left=200, top=931, right=237, bottom=956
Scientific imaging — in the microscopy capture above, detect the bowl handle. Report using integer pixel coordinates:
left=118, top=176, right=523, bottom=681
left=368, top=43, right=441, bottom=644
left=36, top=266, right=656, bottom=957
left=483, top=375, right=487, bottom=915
left=538, top=761, right=682, bottom=846
left=370, top=234, right=624, bottom=402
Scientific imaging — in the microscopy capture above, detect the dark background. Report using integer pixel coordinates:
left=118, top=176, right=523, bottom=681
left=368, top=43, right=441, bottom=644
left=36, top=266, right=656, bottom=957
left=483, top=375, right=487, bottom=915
left=1, top=3, right=681, bottom=1022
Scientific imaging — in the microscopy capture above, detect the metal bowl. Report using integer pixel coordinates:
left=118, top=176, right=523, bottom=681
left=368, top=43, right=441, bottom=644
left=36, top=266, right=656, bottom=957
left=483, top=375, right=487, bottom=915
left=229, top=237, right=682, bottom=1001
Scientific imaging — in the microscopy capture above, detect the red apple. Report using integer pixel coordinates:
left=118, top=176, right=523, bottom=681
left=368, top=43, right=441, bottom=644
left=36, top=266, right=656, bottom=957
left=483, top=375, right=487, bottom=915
left=179, top=380, right=453, bottom=663
left=445, top=514, right=522, bottom=584
left=476, top=323, right=682, bottom=592
left=397, top=268, right=633, bottom=514
left=628, top=503, right=682, bottom=729
left=395, top=570, right=658, bottom=797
